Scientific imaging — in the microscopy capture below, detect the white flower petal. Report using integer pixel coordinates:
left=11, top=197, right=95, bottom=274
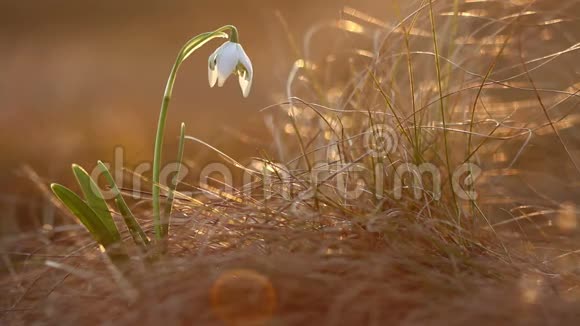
left=208, top=46, right=219, bottom=69
left=236, top=44, right=253, bottom=77
left=235, top=43, right=253, bottom=97
left=215, top=42, right=238, bottom=87
left=207, top=48, right=220, bottom=87
left=238, top=72, right=252, bottom=98
left=208, top=66, right=218, bottom=88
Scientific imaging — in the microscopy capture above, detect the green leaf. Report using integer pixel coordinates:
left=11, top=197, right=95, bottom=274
left=72, top=164, right=120, bottom=239
left=97, top=161, right=150, bottom=249
left=161, top=122, right=186, bottom=237
left=50, top=183, right=119, bottom=247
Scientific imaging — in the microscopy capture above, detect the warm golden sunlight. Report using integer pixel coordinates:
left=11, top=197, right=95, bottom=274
left=1, top=1, right=579, bottom=325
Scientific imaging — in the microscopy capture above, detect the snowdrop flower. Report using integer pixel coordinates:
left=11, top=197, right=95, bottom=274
left=208, top=41, right=253, bottom=98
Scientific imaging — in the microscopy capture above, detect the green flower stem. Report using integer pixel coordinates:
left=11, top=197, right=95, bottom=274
left=152, top=25, right=239, bottom=240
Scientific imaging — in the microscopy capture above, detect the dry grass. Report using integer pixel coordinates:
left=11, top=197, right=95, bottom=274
left=2, top=205, right=579, bottom=325
left=2, top=0, right=580, bottom=325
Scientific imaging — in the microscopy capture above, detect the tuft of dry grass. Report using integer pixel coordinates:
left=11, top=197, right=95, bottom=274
left=2, top=0, right=580, bottom=324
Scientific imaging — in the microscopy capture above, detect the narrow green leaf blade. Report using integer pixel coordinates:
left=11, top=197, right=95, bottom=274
left=72, top=164, right=120, bottom=240
left=50, top=183, right=118, bottom=247
left=162, top=122, right=186, bottom=237
left=97, top=161, right=150, bottom=248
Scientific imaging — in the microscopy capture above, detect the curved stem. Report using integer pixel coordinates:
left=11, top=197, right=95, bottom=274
left=152, top=26, right=237, bottom=240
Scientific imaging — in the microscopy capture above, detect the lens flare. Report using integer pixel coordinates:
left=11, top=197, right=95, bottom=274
left=210, top=269, right=277, bottom=326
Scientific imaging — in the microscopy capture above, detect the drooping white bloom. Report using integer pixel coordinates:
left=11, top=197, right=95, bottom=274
left=208, top=41, right=253, bottom=98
